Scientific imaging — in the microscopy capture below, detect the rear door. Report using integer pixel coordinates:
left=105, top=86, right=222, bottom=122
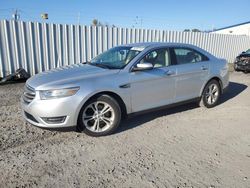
left=171, top=47, right=210, bottom=102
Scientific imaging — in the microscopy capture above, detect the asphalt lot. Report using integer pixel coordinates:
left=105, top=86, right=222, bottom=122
left=0, top=72, right=249, bottom=188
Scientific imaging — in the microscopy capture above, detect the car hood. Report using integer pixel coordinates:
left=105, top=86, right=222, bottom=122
left=237, top=53, right=250, bottom=58
left=27, top=63, right=120, bottom=90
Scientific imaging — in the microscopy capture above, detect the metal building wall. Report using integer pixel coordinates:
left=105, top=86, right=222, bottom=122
left=1, top=19, right=250, bottom=77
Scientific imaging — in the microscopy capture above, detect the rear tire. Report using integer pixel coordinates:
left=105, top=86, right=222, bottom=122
left=77, top=95, right=121, bottom=136
left=199, top=80, right=221, bottom=108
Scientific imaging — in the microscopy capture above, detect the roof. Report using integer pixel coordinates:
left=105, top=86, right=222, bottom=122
left=123, top=42, right=197, bottom=48
left=121, top=42, right=215, bottom=59
left=213, top=21, right=250, bottom=32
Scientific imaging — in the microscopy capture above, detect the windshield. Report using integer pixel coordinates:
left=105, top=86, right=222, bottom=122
left=245, top=49, right=250, bottom=54
left=90, top=46, right=143, bottom=69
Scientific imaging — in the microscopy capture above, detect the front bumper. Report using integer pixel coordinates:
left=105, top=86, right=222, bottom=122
left=234, top=62, right=250, bottom=71
left=21, top=93, right=83, bottom=128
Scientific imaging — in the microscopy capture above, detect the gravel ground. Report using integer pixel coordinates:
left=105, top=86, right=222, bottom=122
left=0, top=72, right=250, bottom=188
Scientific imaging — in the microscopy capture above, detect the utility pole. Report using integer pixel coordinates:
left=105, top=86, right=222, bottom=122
left=132, top=16, right=138, bottom=28
left=135, top=16, right=138, bottom=27
left=133, top=16, right=143, bottom=28
left=12, top=9, right=20, bottom=21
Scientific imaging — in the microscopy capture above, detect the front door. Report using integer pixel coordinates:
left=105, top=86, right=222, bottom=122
left=129, top=48, right=177, bottom=112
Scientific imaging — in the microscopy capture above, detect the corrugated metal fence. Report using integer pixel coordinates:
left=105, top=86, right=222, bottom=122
left=1, top=19, right=250, bottom=77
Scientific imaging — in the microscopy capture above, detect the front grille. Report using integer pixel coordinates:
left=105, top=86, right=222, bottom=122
left=22, top=85, right=36, bottom=104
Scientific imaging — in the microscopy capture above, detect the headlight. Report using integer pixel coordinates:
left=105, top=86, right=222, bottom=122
left=234, top=57, right=240, bottom=62
left=39, top=87, right=79, bottom=100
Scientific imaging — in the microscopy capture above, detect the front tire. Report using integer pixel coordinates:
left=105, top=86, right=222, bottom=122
left=77, top=95, right=121, bottom=136
left=199, top=80, right=221, bottom=108
left=234, top=63, right=239, bottom=72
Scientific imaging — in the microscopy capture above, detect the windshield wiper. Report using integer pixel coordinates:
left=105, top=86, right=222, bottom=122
left=82, top=61, right=91, bottom=65
left=90, top=63, right=117, bottom=69
left=90, top=63, right=110, bottom=69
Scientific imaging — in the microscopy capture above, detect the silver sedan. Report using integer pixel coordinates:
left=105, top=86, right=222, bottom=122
left=21, top=43, right=229, bottom=136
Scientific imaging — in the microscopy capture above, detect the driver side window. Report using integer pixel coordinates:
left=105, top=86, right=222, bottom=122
left=139, top=48, right=170, bottom=68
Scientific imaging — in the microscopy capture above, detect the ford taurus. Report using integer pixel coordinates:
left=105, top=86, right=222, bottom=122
left=21, top=43, right=229, bottom=136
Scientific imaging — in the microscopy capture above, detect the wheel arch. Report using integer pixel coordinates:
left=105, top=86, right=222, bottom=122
left=77, top=91, right=128, bottom=122
left=200, top=76, right=223, bottom=96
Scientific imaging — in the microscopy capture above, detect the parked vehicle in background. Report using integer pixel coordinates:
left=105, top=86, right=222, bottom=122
left=21, top=43, right=229, bottom=136
left=234, top=49, right=250, bottom=73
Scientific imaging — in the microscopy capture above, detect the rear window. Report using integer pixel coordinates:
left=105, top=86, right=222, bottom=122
left=173, top=47, right=209, bottom=65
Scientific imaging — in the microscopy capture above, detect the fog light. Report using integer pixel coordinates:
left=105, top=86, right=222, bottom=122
left=41, top=116, right=66, bottom=124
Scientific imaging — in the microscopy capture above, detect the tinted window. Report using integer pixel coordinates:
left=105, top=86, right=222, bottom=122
left=139, top=48, right=170, bottom=68
left=173, top=48, right=208, bottom=65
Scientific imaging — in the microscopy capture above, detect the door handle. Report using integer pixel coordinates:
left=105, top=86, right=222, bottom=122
left=201, top=66, right=208, bottom=71
left=119, top=83, right=131, bottom=88
left=164, top=70, right=175, bottom=76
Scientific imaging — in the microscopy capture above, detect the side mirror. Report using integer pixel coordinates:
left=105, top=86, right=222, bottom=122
left=132, top=62, right=153, bottom=71
left=242, top=51, right=246, bottom=54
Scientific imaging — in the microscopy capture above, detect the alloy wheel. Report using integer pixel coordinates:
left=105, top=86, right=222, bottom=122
left=82, top=101, right=115, bottom=133
left=205, top=83, right=219, bottom=105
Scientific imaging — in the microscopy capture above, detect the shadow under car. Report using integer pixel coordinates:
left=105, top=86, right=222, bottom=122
left=117, top=81, right=247, bottom=134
